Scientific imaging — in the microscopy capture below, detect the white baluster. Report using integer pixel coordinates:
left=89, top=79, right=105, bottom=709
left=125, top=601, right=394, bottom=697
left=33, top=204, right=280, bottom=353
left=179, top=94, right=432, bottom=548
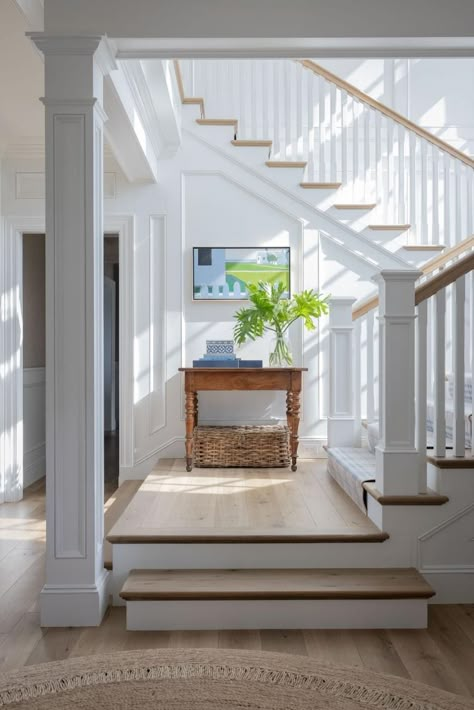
left=433, top=288, right=446, bottom=456
left=452, top=276, right=466, bottom=456
left=398, top=124, right=405, bottom=226
left=409, top=133, right=417, bottom=244
left=341, top=90, right=348, bottom=187
left=420, top=140, right=428, bottom=244
left=319, top=76, right=326, bottom=182
left=444, top=153, right=452, bottom=247
left=308, top=70, right=315, bottom=182
left=327, top=298, right=357, bottom=447
left=467, top=166, right=473, bottom=238
left=382, top=117, right=389, bottom=223
left=415, top=300, right=428, bottom=492
left=330, top=83, right=337, bottom=183
left=366, top=310, right=375, bottom=423
left=284, top=61, right=291, bottom=160
left=455, top=162, right=462, bottom=245
left=352, top=99, right=359, bottom=201
left=375, top=111, right=382, bottom=213
left=354, top=318, right=362, bottom=446
left=432, top=146, right=440, bottom=244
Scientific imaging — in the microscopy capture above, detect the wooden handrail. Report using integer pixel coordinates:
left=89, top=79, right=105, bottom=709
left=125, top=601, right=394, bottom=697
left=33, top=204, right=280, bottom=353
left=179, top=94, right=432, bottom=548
left=173, top=59, right=185, bottom=103
left=352, top=235, right=474, bottom=320
left=415, top=251, right=474, bottom=304
left=299, top=60, right=474, bottom=170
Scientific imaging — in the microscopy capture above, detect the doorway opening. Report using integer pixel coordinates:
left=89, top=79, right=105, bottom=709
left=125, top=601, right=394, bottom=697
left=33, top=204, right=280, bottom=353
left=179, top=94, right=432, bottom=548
left=22, top=233, right=46, bottom=491
left=104, top=234, right=120, bottom=491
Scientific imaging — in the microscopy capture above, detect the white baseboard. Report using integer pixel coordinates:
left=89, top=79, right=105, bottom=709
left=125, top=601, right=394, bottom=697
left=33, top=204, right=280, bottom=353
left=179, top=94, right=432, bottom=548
left=40, top=570, right=110, bottom=627
left=422, top=568, right=474, bottom=603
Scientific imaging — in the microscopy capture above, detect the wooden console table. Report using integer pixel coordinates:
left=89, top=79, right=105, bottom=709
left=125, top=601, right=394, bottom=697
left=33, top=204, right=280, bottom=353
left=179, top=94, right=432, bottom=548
left=178, top=367, right=308, bottom=472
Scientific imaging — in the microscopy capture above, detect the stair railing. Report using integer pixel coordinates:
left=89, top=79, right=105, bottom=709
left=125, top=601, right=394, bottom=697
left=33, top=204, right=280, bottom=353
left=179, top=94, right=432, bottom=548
left=180, top=59, right=474, bottom=249
left=352, top=234, right=474, bottom=441
left=329, top=250, right=474, bottom=494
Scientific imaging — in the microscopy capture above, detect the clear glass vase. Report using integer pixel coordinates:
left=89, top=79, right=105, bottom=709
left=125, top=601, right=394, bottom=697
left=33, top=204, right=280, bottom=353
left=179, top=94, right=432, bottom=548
left=269, top=332, right=293, bottom=367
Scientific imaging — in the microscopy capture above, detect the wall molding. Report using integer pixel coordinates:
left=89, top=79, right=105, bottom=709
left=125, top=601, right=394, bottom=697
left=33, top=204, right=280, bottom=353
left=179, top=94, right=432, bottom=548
left=149, top=214, right=167, bottom=436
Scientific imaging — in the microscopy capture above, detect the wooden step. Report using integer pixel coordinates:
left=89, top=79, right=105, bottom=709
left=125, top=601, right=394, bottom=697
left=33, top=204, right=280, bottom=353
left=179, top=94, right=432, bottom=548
left=427, top=450, right=474, bottom=469
left=368, top=224, right=411, bottom=231
left=231, top=139, right=272, bottom=147
left=183, top=97, right=205, bottom=115
left=104, top=480, right=142, bottom=570
left=266, top=161, right=307, bottom=168
left=196, top=118, right=238, bottom=127
left=333, top=203, right=377, bottom=210
left=403, top=244, right=445, bottom=252
left=300, top=182, right=342, bottom=189
left=121, top=568, right=435, bottom=601
left=363, top=482, right=449, bottom=506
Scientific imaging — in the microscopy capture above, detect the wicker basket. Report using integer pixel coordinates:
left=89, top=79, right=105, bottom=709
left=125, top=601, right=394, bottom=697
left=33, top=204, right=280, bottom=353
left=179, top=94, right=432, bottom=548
left=193, top=425, right=290, bottom=468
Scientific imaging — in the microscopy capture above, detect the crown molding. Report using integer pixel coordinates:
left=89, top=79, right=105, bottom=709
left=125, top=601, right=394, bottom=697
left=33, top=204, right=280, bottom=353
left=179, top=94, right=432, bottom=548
left=27, top=32, right=104, bottom=56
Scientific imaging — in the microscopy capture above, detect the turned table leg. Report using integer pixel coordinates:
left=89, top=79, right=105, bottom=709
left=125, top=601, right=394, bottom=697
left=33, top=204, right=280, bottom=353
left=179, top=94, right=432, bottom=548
left=185, top=390, right=196, bottom=471
left=286, top=389, right=301, bottom=471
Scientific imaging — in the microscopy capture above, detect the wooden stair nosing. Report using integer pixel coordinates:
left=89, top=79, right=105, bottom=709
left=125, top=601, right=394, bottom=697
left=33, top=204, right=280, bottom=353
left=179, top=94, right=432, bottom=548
left=300, top=182, right=342, bottom=189
left=266, top=160, right=307, bottom=168
left=231, top=139, right=272, bottom=147
left=106, top=529, right=389, bottom=544
left=333, top=203, right=377, bottom=210
left=403, top=244, right=446, bottom=252
left=196, top=118, right=238, bottom=127
left=120, top=567, right=435, bottom=602
left=363, top=482, right=449, bottom=506
left=426, top=451, right=474, bottom=469
left=368, top=224, right=411, bottom=231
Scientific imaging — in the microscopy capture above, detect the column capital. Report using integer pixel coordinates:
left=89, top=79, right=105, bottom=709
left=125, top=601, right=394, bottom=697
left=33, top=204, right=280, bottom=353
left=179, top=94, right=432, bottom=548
left=372, top=269, right=422, bottom=284
left=28, top=33, right=117, bottom=75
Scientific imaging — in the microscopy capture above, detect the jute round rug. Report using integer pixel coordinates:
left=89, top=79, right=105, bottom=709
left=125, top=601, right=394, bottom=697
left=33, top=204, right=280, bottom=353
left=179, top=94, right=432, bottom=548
left=0, top=648, right=473, bottom=709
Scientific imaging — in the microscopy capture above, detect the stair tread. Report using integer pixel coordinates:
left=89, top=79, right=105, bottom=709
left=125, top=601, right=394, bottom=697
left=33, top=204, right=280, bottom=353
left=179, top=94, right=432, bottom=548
left=333, top=203, right=377, bottom=210
left=363, top=482, right=449, bottom=506
left=368, top=224, right=411, bottom=231
left=120, top=568, right=435, bottom=601
left=403, top=244, right=445, bottom=251
left=266, top=160, right=307, bottom=168
left=232, top=139, right=272, bottom=147
left=107, top=527, right=389, bottom=543
left=196, top=118, right=238, bottom=126
left=300, top=182, right=342, bottom=189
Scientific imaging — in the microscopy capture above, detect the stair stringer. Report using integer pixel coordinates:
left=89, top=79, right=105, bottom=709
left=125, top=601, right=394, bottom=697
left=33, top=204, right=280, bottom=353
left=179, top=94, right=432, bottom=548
left=184, top=123, right=416, bottom=277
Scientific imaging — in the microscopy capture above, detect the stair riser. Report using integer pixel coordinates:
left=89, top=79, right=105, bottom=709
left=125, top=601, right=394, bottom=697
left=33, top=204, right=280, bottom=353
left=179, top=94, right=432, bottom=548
left=111, top=541, right=410, bottom=605
left=190, top=123, right=237, bottom=145
left=264, top=167, right=306, bottom=189
left=230, top=146, right=272, bottom=165
left=125, top=598, right=428, bottom=630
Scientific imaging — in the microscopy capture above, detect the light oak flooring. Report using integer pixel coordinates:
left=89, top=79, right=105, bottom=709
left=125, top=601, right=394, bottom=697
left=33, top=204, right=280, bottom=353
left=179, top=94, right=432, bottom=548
left=108, top=458, right=383, bottom=541
left=1, top=478, right=474, bottom=700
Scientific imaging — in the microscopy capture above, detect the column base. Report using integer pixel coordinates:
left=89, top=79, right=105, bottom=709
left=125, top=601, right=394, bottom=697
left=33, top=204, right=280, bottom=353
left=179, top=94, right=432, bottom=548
left=375, top=447, right=422, bottom=496
left=327, top=417, right=356, bottom=448
left=40, top=569, right=110, bottom=627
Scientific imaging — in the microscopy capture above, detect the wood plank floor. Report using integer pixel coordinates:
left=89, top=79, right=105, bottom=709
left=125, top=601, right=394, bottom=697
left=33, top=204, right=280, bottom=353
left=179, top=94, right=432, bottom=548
left=0, top=478, right=474, bottom=700
left=108, top=458, right=384, bottom=541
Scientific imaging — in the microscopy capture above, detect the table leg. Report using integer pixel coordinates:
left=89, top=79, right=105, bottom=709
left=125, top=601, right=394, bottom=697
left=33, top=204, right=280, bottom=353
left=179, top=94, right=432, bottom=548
left=185, top=391, right=195, bottom=471
left=286, top=389, right=301, bottom=471
left=193, top=392, right=199, bottom=429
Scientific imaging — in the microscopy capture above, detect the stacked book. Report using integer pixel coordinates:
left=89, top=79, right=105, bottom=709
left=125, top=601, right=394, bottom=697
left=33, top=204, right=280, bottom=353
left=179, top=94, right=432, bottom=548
left=193, top=340, right=262, bottom=368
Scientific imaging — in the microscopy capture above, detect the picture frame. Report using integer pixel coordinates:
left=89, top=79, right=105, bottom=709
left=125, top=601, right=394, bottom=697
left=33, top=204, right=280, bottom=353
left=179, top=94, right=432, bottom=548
left=192, top=246, right=291, bottom=301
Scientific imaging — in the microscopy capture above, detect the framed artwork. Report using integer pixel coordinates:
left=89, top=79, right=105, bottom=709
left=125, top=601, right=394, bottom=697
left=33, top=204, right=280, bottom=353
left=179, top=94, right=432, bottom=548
left=193, top=246, right=290, bottom=301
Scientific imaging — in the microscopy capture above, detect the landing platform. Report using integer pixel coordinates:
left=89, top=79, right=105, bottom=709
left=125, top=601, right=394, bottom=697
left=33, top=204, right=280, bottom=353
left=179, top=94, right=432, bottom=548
left=107, top=458, right=387, bottom=543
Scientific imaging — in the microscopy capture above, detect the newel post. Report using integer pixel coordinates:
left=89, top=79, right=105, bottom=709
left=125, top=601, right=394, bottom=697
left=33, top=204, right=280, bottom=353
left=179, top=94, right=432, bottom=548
left=328, top=297, right=357, bottom=447
left=374, top=269, right=422, bottom=495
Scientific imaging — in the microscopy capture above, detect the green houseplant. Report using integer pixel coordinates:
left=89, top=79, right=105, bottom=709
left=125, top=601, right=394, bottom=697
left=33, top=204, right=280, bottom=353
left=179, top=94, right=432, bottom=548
left=233, top=281, right=329, bottom=366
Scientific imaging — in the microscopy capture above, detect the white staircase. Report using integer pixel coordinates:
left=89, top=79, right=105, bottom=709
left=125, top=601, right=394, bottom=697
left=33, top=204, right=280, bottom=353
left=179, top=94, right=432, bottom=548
left=109, top=59, right=474, bottom=630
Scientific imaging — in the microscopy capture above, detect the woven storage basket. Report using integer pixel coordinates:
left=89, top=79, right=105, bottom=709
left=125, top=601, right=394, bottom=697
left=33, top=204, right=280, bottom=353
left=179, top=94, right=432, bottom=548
left=193, top=425, right=290, bottom=468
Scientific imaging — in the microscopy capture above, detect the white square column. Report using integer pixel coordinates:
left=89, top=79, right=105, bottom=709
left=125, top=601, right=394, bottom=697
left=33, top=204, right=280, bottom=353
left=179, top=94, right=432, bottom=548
left=374, top=269, right=423, bottom=496
left=30, top=34, right=116, bottom=626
